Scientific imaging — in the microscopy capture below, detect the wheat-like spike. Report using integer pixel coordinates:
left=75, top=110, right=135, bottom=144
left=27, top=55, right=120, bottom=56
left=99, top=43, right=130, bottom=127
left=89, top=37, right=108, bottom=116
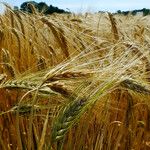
left=124, top=43, right=150, bottom=82
left=27, top=3, right=38, bottom=15
left=51, top=97, right=87, bottom=143
left=37, top=56, right=47, bottom=71
left=11, top=28, right=21, bottom=58
left=10, top=10, right=15, bottom=28
left=51, top=78, right=116, bottom=143
left=48, top=45, right=57, bottom=57
left=2, top=63, right=16, bottom=77
left=1, top=48, right=10, bottom=63
left=134, top=25, right=144, bottom=41
left=45, top=71, right=92, bottom=82
left=57, top=27, right=69, bottom=58
left=12, top=104, right=40, bottom=116
left=47, top=83, right=75, bottom=99
left=108, top=13, right=119, bottom=41
left=120, top=79, right=150, bottom=94
left=70, top=18, right=82, bottom=23
left=0, top=74, right=7, bottom=84
left=40, top=17, right=69, bottom=58
left=48, top=45, right=57, bottom=66
left=2, top=80, right=37, bottom=89
left=0, top=29, right=4, bottom=44
left=14, top=11, right=26, bottom=35
left=1, top=80, right=58, bottom=95
left=0, top=17, right=4, bottom=26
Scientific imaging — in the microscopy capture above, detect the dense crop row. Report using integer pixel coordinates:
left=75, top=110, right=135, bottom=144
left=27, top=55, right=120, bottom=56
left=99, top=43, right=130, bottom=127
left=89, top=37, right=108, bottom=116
left=0, top=6, right=150, bottom=150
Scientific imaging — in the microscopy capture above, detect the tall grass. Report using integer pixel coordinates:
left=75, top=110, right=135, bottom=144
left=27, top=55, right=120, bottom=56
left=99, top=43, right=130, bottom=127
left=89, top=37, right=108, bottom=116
left=0, top=6, right=150, bottom=150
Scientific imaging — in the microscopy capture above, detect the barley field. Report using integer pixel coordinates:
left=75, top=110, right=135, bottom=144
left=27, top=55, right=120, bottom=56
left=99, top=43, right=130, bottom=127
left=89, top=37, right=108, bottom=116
left=0, top=6, right=150, bottom=150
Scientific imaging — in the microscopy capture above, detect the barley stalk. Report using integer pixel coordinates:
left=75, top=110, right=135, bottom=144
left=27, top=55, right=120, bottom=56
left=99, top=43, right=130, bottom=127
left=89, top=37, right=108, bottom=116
left=38, top=109, right=50, bottom=150
left=51, top=80, right=115, bottom=144
left=0, top=130, right=7, bottom=150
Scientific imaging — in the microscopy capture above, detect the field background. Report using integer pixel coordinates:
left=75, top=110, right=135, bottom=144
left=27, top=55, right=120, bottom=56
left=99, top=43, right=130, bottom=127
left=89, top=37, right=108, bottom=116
left=0, top=6, right=150, bottom=150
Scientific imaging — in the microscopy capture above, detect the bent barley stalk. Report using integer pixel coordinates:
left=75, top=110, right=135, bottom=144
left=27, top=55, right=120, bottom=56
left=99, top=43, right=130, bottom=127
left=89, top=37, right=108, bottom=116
left=51, top=80, right=115, bottom=144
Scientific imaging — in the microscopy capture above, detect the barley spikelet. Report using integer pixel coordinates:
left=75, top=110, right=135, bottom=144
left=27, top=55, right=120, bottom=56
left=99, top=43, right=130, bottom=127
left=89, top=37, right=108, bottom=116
left=51, top=97, right=87, bottom=143
left=48, top=83, right=74, bottom=99
left=48, top=45, right=57, bottom=66
left=30, top=19, right=39, bottom=41
left=0, top=74, right=7, bottom=84
left=1, top=79, right=59, bottom=95
left=2, top=80, right=37, bottom=89
left=70, top=18, right=82, bottom=23
left=124, top=43, right=150, bottom=81
left=48, top=45, right=56, bottom=57
left=2, top=63, right=16, bottom=77
left=37, top=56, right=46, bottom=71
left=1, top=48, right=10, bottom=63
left=45, top=71, right=92, bottom=82
left=40, top=18, right=69, bottom=58
left=120, top=79, right=150, bottom=94
left=11, top=28, right=21, bottom=58
left=12, top=104, right=40, bottom=116
left=134, top=25, right=144, bottom=42
left=0, top=29, right=4, bottom=45
left=57, top=27, right=69, bottom=58
left=14, top=12, right=26, bottom=35
left=108, top=13, right=119, bottom=41
left=0, top=17, right=4, bottom=25
left=10, top=10, right=15, bottom=28
left=27, top=3, right=38, bottom=15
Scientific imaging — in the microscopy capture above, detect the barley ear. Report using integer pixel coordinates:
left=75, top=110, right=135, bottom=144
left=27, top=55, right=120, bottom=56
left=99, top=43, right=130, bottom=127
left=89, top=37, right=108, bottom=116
left=51, top=98, right=87, bottom=143
left=120, top=79, right=150, bottom=94
left=108, top=13, right=119, bottom=41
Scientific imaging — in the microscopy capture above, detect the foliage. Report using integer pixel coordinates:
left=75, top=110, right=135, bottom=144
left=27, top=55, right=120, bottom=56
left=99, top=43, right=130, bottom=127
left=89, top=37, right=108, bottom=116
left=116, top=8, right=150, bottom=16
left=142, top=8, right=150, bottom=16
left=19, top=1, right=69, bottom=14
